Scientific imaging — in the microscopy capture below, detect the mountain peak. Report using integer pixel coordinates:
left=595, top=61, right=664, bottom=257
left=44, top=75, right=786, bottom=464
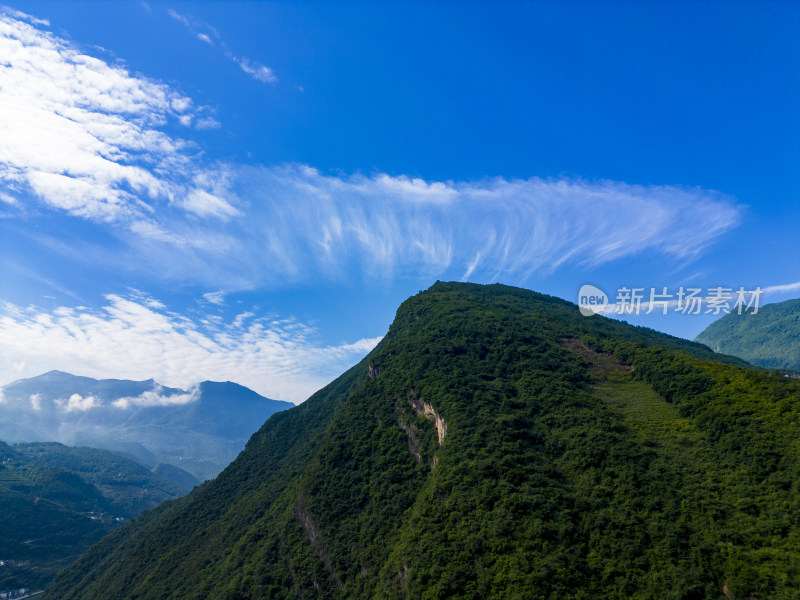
left=197, top=380, right=292, bottom=406
left=27, top=369, right=82, bottom=381
left=42, top=369, right=72, bottom=376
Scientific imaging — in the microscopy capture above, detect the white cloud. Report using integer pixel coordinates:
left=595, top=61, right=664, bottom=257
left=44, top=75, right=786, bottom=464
left=167, top=8, right=277, bottom=84
left=0, top=294, right=381, bottom=403
left=57, top=393, right=98, bottom=412
left=182, top=189, right=239, bottom=219
left=4, top=8, right=48, bottom=26
left=166, top=9, right=191, bottom=28
left=235, top=57, right=277, bottom=83
left=112, top=386, right=198, bottom=409
left=195, top=116, right=221, bottom=130
left=29, top=393, right=40, bottom=411
left=233, top=311, right=254, bottom=328
left=763, top=281, right=800, bottom=296
left=203, top=291, right=226, bottom=305
left=0, top=9, right=223, bottom=222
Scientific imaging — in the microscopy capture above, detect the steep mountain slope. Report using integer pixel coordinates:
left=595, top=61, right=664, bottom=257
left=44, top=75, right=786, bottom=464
left=45, top=283, right=798, bottom=599
left=152, top=462, right=201, bottom=492
left=0, top=441, right=188, bottom=592
left=0, top=373, right=294, bottom=480
left=695, top=298, right=800, bottom=372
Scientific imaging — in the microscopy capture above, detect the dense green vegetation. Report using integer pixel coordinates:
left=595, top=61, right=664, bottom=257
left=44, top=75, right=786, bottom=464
left=152, top=462, right=201, bottom=492
left=695, top=297, right=800, bottom=372
left=45, top=283, right=799, bottom=599
left=0, top=441, right=187, bottom=592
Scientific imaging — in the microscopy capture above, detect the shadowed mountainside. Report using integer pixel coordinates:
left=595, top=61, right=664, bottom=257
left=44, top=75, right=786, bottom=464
left=0, top=440, right=190, bottom=592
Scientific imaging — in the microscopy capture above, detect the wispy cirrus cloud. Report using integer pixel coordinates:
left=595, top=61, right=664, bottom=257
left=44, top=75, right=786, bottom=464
left=0, top=294, right=381, bottom=403
left=202, top=291, right=227, bottom=305
left=99, top=164, right=739, bottom=289
left=12, top=163, right=743, bottom=291
left=242, top=166, right=741, bottom=281
left=763, top=281, right=800, bottom=296
left=167, top=8, right=277, bottom=84
left=3, top=7, right=48, bottom=26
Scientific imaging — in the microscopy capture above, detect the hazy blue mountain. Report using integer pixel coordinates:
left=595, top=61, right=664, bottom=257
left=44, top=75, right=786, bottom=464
left=0, top=372, right=294, bottom=480
left=0, top=440, right=187, bottom=593
left=695, top=298, right=800, bottom=372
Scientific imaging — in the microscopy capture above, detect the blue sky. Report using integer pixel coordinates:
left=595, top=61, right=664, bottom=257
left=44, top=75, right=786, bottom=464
left=0, top=1, right=798, bottom=402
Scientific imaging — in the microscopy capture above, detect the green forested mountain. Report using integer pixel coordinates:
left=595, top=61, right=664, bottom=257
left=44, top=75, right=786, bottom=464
left=0, top=441, right=189, bottom=592
left=45, top=283, right=799, bottom=599
left=695, top=298, right=800, bottom=372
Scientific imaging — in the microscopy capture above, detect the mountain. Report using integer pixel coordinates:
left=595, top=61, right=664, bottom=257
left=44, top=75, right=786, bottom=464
left=151, top=463, right=201, bottom=493
left=695, top=298, right=800, bottom=373
left=44, top=282, right=799, bottom=599
left=0, top=373, right=294, bottom=480
left=0, top=440, right=188, bottom=593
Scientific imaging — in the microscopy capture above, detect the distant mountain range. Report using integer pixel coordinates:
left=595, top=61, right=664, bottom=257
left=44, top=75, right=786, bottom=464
left=0, top=440, right=189, bottom=593
left=0, top=371, right=294, bottom=481
left=695, top=298, right=800, bottom=373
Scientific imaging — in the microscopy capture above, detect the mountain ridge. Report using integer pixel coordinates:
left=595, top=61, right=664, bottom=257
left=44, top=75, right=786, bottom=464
left=695, top=297, right=800, bottom=372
